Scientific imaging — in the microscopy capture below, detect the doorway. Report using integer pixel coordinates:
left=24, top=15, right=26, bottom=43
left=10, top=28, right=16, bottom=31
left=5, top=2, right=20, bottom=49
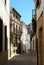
left=0, top=19, right=3, bottom=52
left=39, top=27, right=43, bottom=65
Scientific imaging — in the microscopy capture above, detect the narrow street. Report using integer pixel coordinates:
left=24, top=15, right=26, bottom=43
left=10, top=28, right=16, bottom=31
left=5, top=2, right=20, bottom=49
left=4, top=53, right=37, bottom=65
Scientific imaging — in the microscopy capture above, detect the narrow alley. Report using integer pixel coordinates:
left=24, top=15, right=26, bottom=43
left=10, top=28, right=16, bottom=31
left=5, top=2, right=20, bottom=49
left=4, top=53, right=37, bottom=65
left=0, top=0, right=44, bottom=65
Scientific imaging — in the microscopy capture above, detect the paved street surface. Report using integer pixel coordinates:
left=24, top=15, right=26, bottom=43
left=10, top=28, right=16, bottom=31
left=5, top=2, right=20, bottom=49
left=4, top=53, right=37, bottom=65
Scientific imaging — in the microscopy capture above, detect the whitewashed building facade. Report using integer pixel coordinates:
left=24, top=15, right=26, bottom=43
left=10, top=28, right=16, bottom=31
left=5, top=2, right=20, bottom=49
left=0, top=0, right=10, bottom=65
left=21, top=22, right=31, bottom=53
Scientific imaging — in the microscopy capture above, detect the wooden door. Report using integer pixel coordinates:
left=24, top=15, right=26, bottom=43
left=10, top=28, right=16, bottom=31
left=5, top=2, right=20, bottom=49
left=39, top=27, right=43, bottom=65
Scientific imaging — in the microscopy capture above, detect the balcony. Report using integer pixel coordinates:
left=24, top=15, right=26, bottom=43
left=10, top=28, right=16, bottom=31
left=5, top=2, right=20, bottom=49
left=13, top=28, right=22, bottom=36
left=32, top=9, right=36, bottom=35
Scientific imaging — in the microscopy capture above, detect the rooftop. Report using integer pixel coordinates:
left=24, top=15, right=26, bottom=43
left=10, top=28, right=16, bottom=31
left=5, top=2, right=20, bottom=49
left=10, top=7, right=21, bottom=17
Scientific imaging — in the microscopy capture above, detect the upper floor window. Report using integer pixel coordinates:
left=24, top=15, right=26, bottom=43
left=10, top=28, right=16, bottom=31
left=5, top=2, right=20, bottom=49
left=36, top=0, right=41, bottom=9
left=17, top=17, right=20, bottom=21
left=19, top=26, right=20, bottom=31
left=16, top=15, right=17, bottom=19
left=13, top=23, right=15, bottom=33
left=16, top=25, right=17, bottom=32
left=13, top=13, right=15, bottom=17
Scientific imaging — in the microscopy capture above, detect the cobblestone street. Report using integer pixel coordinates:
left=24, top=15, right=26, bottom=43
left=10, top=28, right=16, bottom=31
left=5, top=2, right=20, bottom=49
left=4, top=53, right=37, bottom=65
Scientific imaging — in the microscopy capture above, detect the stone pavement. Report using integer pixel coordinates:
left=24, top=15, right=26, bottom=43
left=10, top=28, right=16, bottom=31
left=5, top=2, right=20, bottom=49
left=4, top=53, right=37, bottom=65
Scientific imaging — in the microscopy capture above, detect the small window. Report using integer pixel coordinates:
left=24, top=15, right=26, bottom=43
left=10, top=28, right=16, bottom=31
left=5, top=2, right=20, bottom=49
left=19, top=26, right=20, bottom=32
left=16, top=15, right=17, bottom=19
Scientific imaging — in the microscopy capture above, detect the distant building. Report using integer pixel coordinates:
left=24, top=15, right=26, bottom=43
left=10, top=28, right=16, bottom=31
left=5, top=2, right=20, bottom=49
left=0, top=0, right=10, bottom=65
left=21, top=22, right=28, bottom=53
left=10, top=7, right=22, bottom=56
left=21, top=22, right=32, bottom=53
left=26, top=23, right=33, bottom=52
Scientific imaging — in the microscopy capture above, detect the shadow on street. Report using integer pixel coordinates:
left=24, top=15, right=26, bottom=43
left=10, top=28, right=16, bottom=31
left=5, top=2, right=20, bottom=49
left=4, top=53, right=37, bottom=65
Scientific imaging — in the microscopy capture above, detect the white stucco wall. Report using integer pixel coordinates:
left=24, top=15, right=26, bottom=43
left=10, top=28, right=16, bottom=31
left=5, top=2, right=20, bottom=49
left=21, top=22, right=27, bottom=51
left=0, top=0, right=10, bottom=53
left=21, top=22, right=30, bottom=52
left=27, top=34, right=30, bottom=49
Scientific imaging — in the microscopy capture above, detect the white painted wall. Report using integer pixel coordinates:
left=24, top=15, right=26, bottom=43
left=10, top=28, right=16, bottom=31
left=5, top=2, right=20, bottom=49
left=27, top=34, right=30, bottom=49
left=21, top=22, right=30, bottom=52
left=21, top=22, right=27, bottom=52
left=0, top=0, right=10, bottom=57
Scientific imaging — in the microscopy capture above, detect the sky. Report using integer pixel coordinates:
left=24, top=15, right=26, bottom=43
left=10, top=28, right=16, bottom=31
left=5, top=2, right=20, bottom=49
left=10, top=0, right=34, bottom=25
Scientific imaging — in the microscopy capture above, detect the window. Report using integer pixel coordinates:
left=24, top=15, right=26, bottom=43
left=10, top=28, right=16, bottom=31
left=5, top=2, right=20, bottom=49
left=16, top=15, right=17, bottom=19
left=13, top=23, right=15, bottom=34
left=15, top=35, right=17, bottom=46
left=5, top=26, right=7, bottom=50
left=13, top=13, right=15, bottom=17
left=19, top=27, right=20, bottom=32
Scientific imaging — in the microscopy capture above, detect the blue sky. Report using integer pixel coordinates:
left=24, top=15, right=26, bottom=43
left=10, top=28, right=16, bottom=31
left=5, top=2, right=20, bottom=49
left=10, top=0, right=34, bottom=25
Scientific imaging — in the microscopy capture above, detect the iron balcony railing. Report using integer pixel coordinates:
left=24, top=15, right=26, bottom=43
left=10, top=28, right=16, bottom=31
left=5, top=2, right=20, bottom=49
left=32, top=9, right=36, bottom=20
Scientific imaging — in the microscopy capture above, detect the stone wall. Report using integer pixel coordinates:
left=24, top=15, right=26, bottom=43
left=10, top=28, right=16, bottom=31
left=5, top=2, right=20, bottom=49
left=0, top=50, right=8, bottom=65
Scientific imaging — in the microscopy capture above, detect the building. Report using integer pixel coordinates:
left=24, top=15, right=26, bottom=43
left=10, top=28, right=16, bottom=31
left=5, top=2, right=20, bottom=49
left=32, top=9, right=37, bottom=55
left=26, top=23, right=33, bottom=53
left=0, top=0, right=10, bottom=65
left=33, top=0, right=44, bottom=65
left=10, top=7, right=22, bottom=56
left=21, top=22, right=28, bottom=53
left=21, top=22, right=32, bottom=53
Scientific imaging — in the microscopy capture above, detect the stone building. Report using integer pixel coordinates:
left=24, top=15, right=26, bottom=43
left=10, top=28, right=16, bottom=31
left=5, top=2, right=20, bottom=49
left=32, top=9, right=37, bottom=55
left=0, top=0, right=10, bottom=65
left=33, top=0, right=44, bottom=65
left=10, top=7, right=22, bottom=56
